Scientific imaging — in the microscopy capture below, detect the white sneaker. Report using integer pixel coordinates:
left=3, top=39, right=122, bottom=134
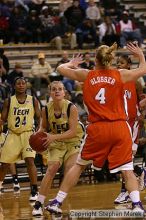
left=29, top=192, right=38, bottom=202
left=45, top=199, right=62, bottom=214
left=114, top=191, right=131, bottom=204
left=32, top=201, right=43, bottom=216
left=132, top=201, right=145, bottom=216
left=13, top=183, right=20, bottom=191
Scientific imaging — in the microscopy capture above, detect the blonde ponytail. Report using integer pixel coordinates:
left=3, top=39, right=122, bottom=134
left=96, top=43, right=117, bottom=67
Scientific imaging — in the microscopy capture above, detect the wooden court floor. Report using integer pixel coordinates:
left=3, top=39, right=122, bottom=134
left=0, top=182, right=146, bottom=220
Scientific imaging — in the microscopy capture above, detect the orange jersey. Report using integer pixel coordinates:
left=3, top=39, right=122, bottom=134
left=124, top=81, right=138, bottom=120
left=83, top=69, right=127, bottom=122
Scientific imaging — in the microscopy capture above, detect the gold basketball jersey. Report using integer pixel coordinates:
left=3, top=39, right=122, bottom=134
left=46, top=99, right=84, bottom=143
left=8, top=95, right=34, bottom=133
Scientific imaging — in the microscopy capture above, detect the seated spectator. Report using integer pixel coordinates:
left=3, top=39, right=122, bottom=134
left=0, top=48, right=9, bottom=82
left=25, top=9, right=42, bottom=43
left=30, top=52, right=53, bottom=94
left=117, top=11, right=144, bottom=48
left=7, top=62, right=23, bottom=86
left=39, top=5, right=55, bottom=42
left=80, top=52, right=95, bottom=69
left=59, top=0, right=72, bottom=16
left=0, top=57, right=6, bottom=83
left=0, top=0, right=12, bottom=18
left=75, top=18, right=99, bottom=49
left=0, top=10, right=9, bottom=44
left=101, top=0, right=121, bottom=20
left=98, top=15, right=120, bottom=46
left=9, top=6, right=29, bottom=43
left=54, top=51, right=70, bottom=80
left=0, top=64, right=9, bottom=111
left=86, top=0, right=101, bottom=26
left=50, top=15, right=77, bottom=50
left=64, top=0, right=85, bottom=30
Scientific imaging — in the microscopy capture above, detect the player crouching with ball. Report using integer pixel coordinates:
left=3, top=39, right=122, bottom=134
left=32, top=81, right=85, bottom=216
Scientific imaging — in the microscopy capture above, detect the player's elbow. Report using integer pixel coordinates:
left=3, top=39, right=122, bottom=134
left=70, top=129, right=77, bottom=138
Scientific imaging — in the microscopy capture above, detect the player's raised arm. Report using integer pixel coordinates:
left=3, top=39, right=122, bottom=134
left=57, top=54, right=89, bottom=82
left=120, top=43, right=146, bottom=82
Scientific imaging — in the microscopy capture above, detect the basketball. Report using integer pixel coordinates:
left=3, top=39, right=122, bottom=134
left=29, top=131, right=48, bottom=153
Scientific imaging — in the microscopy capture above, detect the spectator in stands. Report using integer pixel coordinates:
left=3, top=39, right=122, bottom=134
left=9, top=6, right=29, bottom=43
left=59, top=0, right=72, bottom=16
left=75, top=18, right=99, bottom=49
left=79, top=0, right=88, bottom=10
left=7, top=62, right=23, bottom=86
left=98, top=16, right=120, bottom=46
left=55, top=51, right=70, bottom=80
left=26, top=9, right=42, bottom=43
left=80, top=52, right=95, bottom=70
left=64, top=0, right=85, bottom=30
left=28, top=0, right=45, bottom=14
left=50, top=14, right=77, bottom=50
left=0, top=66, right=9, bottom=112
left=39, top=5, right=56, bottom=43
left=31, top=52, right=52, bottom=94
left=0, top=0, right=12, bottom=18
left=0, top=48, right=9, bottom=79
left=15, top=0, right=30, bottom=12
left=101, top=0, right=121, bottom=20
left=0, top=10, right=10, bottom=44
left=117, top=11, right=144, bottom=48
left=0, top=58, right=6, bottom=83
left=86, top=0, right=101, bottom=26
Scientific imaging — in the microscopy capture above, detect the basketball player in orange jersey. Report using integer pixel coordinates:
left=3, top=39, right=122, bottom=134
left=32, top=81, right=84, bottom=216
left=45, top=42, right=146, bottom=214
left=0, top=77, right=41, bottom=201
left=114, top=52, right=145, bottom=204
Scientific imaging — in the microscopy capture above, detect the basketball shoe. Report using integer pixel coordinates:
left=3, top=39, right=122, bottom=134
left=32, top=201, right=43, bottom=216
left=114, top=191, right=131, bottom=204
left=13, top=182, right=20, bottom=191
left=45, top=199, right=62, bottom=214
left=132, top=201, right=145, bottom=215
left=29, top=185, right=38, bottom=201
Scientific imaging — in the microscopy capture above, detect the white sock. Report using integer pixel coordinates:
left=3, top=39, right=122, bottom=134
left=129, top=190, right=140, bottom=203
left=56, top=191, right=68, bottom=203
left=37, top=194, right=46, bottom=204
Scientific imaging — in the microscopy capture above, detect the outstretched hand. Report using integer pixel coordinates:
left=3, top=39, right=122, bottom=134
left=126, top=41, right=143, bottom=57
left=69, top=53, right=84, bottom=68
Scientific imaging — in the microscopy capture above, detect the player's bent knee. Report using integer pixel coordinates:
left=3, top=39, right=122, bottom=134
left=47, top=161, right=60, bottom=176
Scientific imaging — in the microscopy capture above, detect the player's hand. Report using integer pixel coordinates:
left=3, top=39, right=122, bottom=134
left=42, top=134, right=56, bottom=148
left=126, top=41, right=142, bottom=56
left=69, top=53, right=84, bottom=68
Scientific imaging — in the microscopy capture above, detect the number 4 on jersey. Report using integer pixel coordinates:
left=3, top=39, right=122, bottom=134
left=95, top=88, right=105, bottom=104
